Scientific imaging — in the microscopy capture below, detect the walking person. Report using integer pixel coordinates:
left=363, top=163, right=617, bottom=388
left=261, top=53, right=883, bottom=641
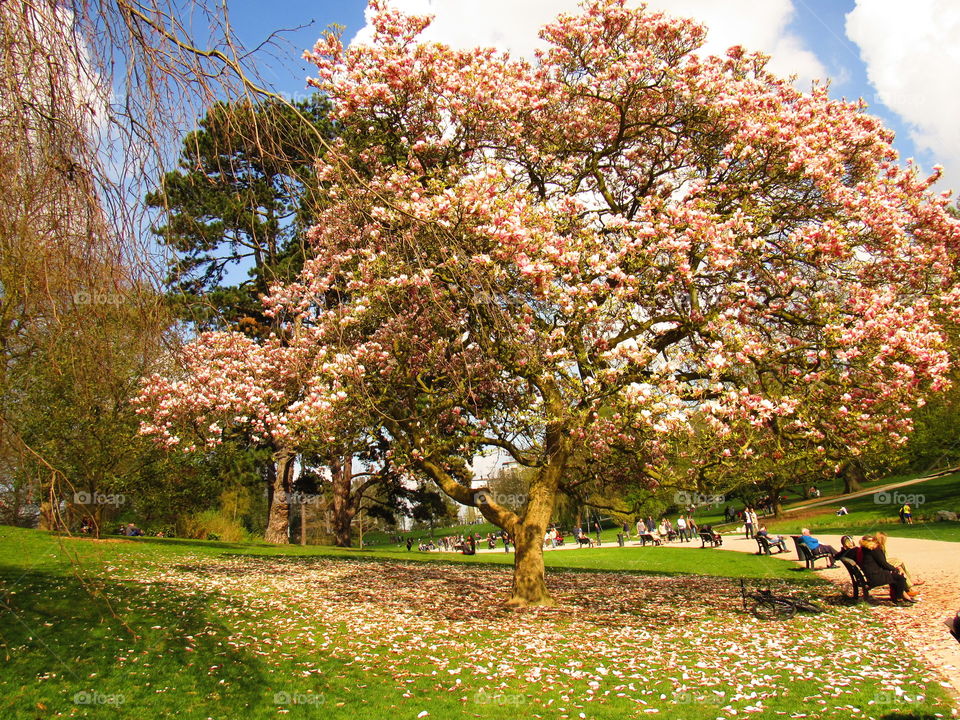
left=676, top=515, right=688, bottom=542
left=744, top=507, right=755, bottom=539
left=594, top=521, right=602, bottom=545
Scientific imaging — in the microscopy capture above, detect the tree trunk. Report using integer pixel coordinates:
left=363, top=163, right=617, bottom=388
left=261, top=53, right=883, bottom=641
left=505, top=426, right=569, bottom=608
left=38, top=500, right=56, bottom=531
left=330, top=453, right=355, bottom=547
left=509, top=520, right=551, bottom=606
left=841, top=459, right=865, bottom=494
left=264, top=449, right=294, bottom=544
left=263, top=456, right=277, bottom=534
left=300, top=497, right=308, bottom=546
left=412, top=413, right=569, bottom=608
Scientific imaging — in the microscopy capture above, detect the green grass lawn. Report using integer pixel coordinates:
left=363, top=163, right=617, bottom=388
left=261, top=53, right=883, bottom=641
left=1, top=526, right=954, bottom=719
left=9, top=528, right=808, bottom=582
left=759, top=471, right=960, bottom=542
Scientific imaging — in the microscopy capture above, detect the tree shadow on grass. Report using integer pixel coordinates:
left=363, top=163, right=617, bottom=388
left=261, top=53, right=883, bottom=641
left=0, top=565, right=272, bottom=719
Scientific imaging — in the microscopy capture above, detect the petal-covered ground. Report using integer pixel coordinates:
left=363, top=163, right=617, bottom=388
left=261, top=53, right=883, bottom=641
left=128, top=555, right=955, bottom=719
left=708, top=531, right=960, bottom=698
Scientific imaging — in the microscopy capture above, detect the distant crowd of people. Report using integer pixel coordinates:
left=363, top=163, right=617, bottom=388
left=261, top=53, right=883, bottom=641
left=628, top=515, right=702, bottom=543
left=403, top=531, right=511, bottom=554
left=77, top=518, right=166, bottom=537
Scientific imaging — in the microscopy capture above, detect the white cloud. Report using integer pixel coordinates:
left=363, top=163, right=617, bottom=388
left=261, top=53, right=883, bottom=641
left=643, top=0, right=826, bottom=88
left=352, top=0, right=581, bottom=57
left=846, top=0, right=960, bottom=195
left=351, top=0, right=826, bottom=87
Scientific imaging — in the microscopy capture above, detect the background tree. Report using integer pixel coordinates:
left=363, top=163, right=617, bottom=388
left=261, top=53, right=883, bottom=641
left=142, top=94, right=340, bottom=536
left=408, top=485, right=462, bottom=535
left=135, top=330, right=322, bottom=543
left=0, top=0, right=338, bottom=532
left=147, top=95, right=335, bottom=333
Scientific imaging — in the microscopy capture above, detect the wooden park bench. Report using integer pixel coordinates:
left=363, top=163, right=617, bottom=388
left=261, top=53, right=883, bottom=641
left=699, top=531, right=722, bottom=548
left=838, top=557, right=890, bottom=603
left=638, top=533, right=662, bottom=546
left=755, top=535, right=787, bottom=555
left=790, top=536, right=834, bottom=569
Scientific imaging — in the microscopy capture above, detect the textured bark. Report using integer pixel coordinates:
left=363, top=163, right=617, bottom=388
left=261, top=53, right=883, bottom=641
left=841, top=459, right=865, bottom=494
left=38, top=501, right=56, bottom=531
left=411, top=412, right=570, bottom=607
left=508, top=519, right=552, bottom=606
left=264, top=449, right=294, bottom=544
left=330, top=454, right=355, bottom=547
left=504, top=423, right=569, bottom=607
left=263, top=456, right=277, bottom=535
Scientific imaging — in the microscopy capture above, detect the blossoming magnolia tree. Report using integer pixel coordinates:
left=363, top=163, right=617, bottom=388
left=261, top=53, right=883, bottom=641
left=143, top=0, right=959, bottom=604
left=135, top=332, right=310, bottom=542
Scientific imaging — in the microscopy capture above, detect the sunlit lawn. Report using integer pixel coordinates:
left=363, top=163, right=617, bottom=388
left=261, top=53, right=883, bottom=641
left=1, top=526, right=954, bottom=719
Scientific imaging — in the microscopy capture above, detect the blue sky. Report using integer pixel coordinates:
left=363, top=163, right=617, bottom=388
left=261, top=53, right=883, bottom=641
left=226, top=0, right=960, bottom=195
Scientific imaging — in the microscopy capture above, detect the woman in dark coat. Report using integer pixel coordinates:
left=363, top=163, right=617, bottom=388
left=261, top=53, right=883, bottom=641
left=856, top=535, right=912, bottom=603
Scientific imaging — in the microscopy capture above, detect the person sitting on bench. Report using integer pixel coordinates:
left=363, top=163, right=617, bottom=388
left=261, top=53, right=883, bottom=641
left=854, top=534, right=913, bottom=603
left=700, top=524, right=722, bottom=545
left=874, top=531, right=921, bottom=600
left=834, top=535, right=857, bottom=559
left=756, top=525, right=787, bottom=552
left=799, top=528, right=837, bottom=567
